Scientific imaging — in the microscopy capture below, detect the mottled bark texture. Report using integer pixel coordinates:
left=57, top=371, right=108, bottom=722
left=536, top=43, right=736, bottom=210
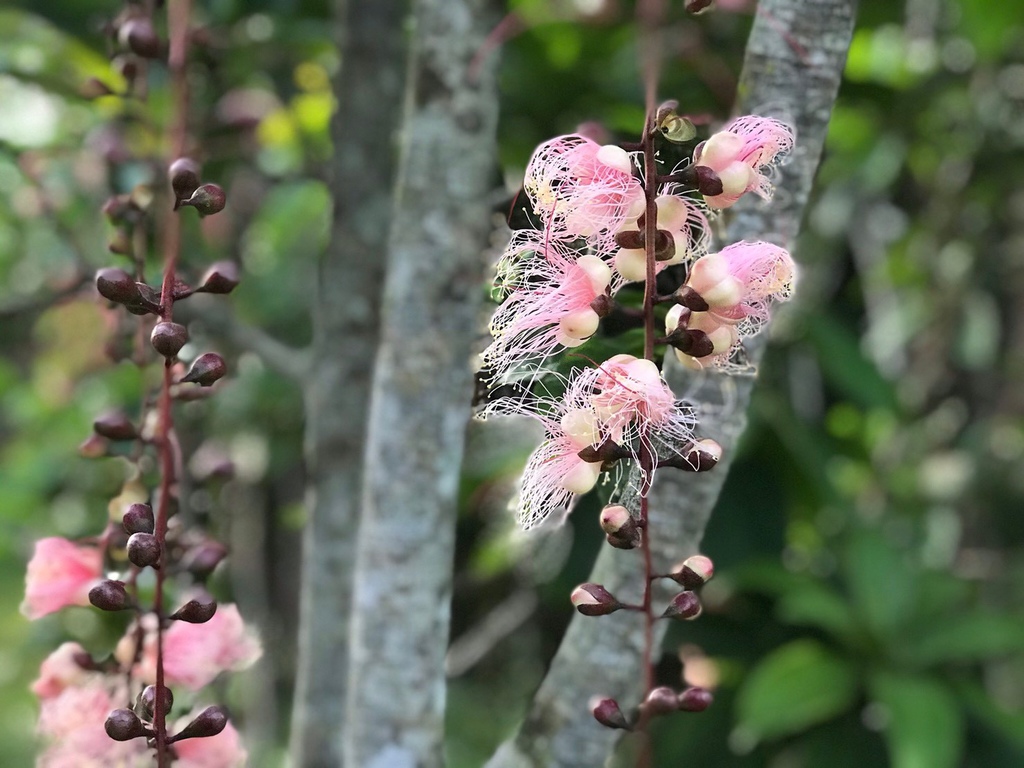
left=485, top=0, right=859, bottom=765
left=289, top=1, right=407, bottom=765
left=342, top=0, right=500, bottom=766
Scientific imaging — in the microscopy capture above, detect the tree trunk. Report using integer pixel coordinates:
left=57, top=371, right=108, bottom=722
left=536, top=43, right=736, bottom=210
left=341, top=0, right=501, bottom=765
left=290, top=1, right=408, bottom=765
left=485, top=0, right=860, bottom=764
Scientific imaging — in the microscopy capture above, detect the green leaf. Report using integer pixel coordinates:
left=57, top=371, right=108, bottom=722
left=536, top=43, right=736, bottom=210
left=908, top=613, right=1024, bottom=665
left=843, top=526, right=916, bottom=638
left=776, top=583, right=860, bottom=644
left=736, top=639, right=859, bottom=740
left=869, top=671, right=962, bottom=768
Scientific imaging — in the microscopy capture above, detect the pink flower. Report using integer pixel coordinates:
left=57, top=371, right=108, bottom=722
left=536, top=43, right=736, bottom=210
left=22, top=537, right=103, bottom=620
left=174, top=718, right=248, bottom=768
left=121, top=603, right=261, bottom=691
left=37, top=680, right=146, bottom=767
left=667, top=240, right=794, bottom=367
left=523, top=134, right=644, bottom=245
left=32, top=642, right=94, bottom=699
left=485, top=232, right=617, bottom=381
left=693, top=116, right=794, bottom=209
left=612, top=194, right=710, bottom=282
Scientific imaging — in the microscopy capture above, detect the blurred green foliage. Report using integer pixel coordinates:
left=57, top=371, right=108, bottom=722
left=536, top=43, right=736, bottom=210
left=2, top=0, right=1023, bottom=766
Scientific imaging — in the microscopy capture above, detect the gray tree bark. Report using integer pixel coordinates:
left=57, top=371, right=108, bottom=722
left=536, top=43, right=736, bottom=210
left=341, top=0, right=500, bottom=766
left=290, top=1, right=408, bottom=765
left=485, top=0, right=860, bottom=765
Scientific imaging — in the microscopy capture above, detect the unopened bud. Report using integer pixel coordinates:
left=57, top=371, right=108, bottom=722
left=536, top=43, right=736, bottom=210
left=678, top=686, right=713, bottom=712
left=180, top=353, right=226, bottom=387
left=590, top=696, right=632, bottom=730
left=123, top=503, right=155, bottom=535
left=106, top=708, right=149, bottom=741
left=93, top=410, right=138, bottom=441
left=653, top=230, right=676, bottom=262
left=669, top=554, right=715, bottom=590
left=570, top=583, right=622, bottom=616
left=89, top=580, right=132, bottom=611
left=672, top=285, right=710, bottom=312
left=138, top=684, right=174, bottom=721
left=151, top=322, right=189, bottom=358
left=170, top=594, right=217, bottom=624
left=127, top=532, right=161, bottom=568
left=642, top=686, right=681, bottom=716
left=108, top=228, right=133, bottom=256
left=599, top=505, right=641, bottom=550
left=614, top=229, right=644, bottom=250
left=197, top=261, right=240, bottom=294
left=169, top=158, right=201, bottom=208
left=589, top=293, right=612, bottom=318
left=96, top=267, right=141, bottom=305
left=169, top=705, right=229, bottom=743
left=118, top=19, right=161, bottom=59
left=662, top=591, right=703, bottom=620
left=182, top=540, right=228, bottom=579
left=693, top=165, right=724, bottom=196
left=79, top=434, right=110, bottom=459
left=685, top=439, right=722, bottom=472
left=665, top=327, right=715, bottom=358
left=182, top=184, right=226, bottom=216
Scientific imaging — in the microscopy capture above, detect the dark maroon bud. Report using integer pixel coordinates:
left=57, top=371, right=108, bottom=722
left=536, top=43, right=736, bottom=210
left=665, top=327, right=715, bottom=358
left=570, top=583, right=622, bottom=616
left=169, top=706, right=229, bottom=743
left=170, top=594, right=218, bottom=624
left=72, top=649, right=98, bottom=670
left=577, top=439, right=630, bottom=464
left=127, top=532, right=161, bottom=568
left=172, top=279, right=195, bottom=301
left=669, top=554, right=715, bottom=590
left=589, top=293, right=612, bottom=318
left=123, top=503, right=155, bottom=534
left=678, top=686, right=714, bottom=712
left=78, top=433, right=109, bottom=459
left=89, top=580, right=132, bottom=611
left=102, top=195, right=133, bottom=224
left=673, top=285, right=710, bottom=312
left=80, top=77, right=114, bottom=99
left=180, top=353, right=227, bottom=387
left=93, top=410, right=138, bottom=441
left=119, top=19, right=161, bottom=59
left=96, top=267, right=141, bottom=305
left=642, top=686, right=681, bottom=716
left=685, top=0, right=714, bottom=13
left=182, top=184, right=226, bottom=216
left=151, top=322, right=189, bottom=358
left=138, top=684, right=174, bottom=721
left=169, top=158, right=201, bottom=208
left=663, top=439, right=722, bottom=473
left=653, top=230, right=676, bottom=262
left=182, top=540, right=228, bottom=579
left=111, top=55, right=138, bottom=84
left=196, top=261, right=240, bottom=294
left=106, top=708, right=149, bottom=741
left=599, top=505, right=641, bottom=550
left=693, top=165, right=723, bottom=196
left=662, top=590, right=703, bottom=620
left=614, top=229, right=644, bottom=250
left=591, top=697, right=632, bottom=730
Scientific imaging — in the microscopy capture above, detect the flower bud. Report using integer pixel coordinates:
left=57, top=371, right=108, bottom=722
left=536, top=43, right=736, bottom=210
left=93, top=410, right=138, bottom=441
left=180, top=353, right=227, bottom=387
left=653, top=230, right=676, bottom=262
left=196, top=261, right=240, bottom=294
left=127, top=533, right=161, bottom=568
left=123, top=503, right=155, bottom=535
left=642, top=686, right=681, bottom=716
left=182, top=184, right=226, bottom=216
left=614, top=229, right=644, bottom=250
left=671, top=285, right=710, bottom=312
left=78, top=434, right=110, bottom=459
left=678, top=686, right=714, bottom=712
left=170, top=594, right=217, bottom=624
left=138, top=684, right=174, bottom=721
left=669, top=554, right=715, bottom=590
left=665, top=327, right=715, bottom=359
left=662, top=591, right=702, bottom=620
left=181, top=540, right=228, bottom=579
left=599, top=504, right=641, bottom=550
left=106, top=708, right=149, bottom=741
left=692, top=165, right=723, bottom=196
left=685, top=439, right=722, bottom=472
left=590, top=696, right=632, bottom=730
left=118, top=18, right=161, bottom=59
left=95, top=267, right=141, bottom=305
left=89, top=580, right=132, bottom=612
left=169, top=705, right=229, bottom=743
left=151, top=322, right=189, bottom=359
left=169, top=158, right=201, bottom=208
left=570, top=583, right=621, bottom=616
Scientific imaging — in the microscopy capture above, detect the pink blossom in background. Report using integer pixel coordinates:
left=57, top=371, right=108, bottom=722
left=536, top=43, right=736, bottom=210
left=174, top=719, right=248, bottom=768
left=22, top=537, right=103, bottom=620
left=693, top=115, right=794, bottom=208
left=32, top=642, right=93, bottom=699
left=523, top=134, right=644, bottom=245
left=126, top=603, right=262, bottom=691
left=37, top=680, right=146, bottom=767
left=612, top=194, right=710, bottom=282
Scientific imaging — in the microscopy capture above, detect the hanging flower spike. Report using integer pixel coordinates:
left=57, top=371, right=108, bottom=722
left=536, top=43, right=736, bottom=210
left=613, top=194, right=710, bottom=283
left=22, top=537, right=104, bottom=620
left=485, top=231, right=617, bottom=382
left=582, top=355, right=696, bottom=459
left=693, top=116, right=794, bottom=209
left=523, top=134, right=645, bottom=246
left=666, top=241, right=795, bottom=367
